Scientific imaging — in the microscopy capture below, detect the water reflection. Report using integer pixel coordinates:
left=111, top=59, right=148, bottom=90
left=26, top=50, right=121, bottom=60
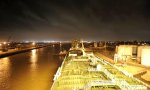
left=31, top=49, right=37, bottom=63
left=30, top=49, right=38, bottom=71
left=0, top=57, right=10, bottom=90
left=0, top=45, right=69, bottom=90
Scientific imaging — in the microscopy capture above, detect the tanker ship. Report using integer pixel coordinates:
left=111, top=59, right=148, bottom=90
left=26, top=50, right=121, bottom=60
left=51, top=40, right=148, bottom=90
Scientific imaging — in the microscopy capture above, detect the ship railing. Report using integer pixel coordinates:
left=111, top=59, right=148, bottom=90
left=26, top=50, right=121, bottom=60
left=51, top=54, right=68, bottom=90
left=53, top=56, right=67, bottom=81
left=53, top=67, right=61, bottom=81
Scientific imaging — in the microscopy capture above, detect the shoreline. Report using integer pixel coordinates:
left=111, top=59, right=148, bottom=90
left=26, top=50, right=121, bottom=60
left=0, top=46, right=47, bottom=58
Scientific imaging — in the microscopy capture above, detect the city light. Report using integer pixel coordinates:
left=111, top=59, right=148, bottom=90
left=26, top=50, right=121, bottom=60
left=32, top=42, right=35, bottom=46
left=3, top=42, right=6, bottom=45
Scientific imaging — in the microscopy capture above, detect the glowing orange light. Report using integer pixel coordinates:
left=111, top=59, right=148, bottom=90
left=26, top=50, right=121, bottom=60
left=32, top=42, right=35, bottom=45
left=3, top=42, right=6, bottom=45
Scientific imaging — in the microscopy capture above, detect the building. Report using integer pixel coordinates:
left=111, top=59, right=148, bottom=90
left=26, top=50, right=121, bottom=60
left=94, top=42, right=98, bottom=47
left=137, top=46, right=150, bottom=66
left=116, top=45, right=137, bottom=62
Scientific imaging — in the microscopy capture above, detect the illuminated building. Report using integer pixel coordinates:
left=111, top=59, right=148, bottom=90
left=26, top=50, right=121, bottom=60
left=116, top=45, right=137, bottom=61
left=137, top=46, right=150, bottom=66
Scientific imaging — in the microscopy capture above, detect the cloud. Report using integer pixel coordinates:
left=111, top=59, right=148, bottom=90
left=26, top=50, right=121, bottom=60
left=0, top=0, right=150, bottom=41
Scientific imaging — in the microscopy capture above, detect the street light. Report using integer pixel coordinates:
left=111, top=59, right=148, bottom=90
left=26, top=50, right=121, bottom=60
left=32, top=42, right=35, bottom=45
left=3, top=42, right=6, bottom=45
left=32, top=42, right=36, bottom=47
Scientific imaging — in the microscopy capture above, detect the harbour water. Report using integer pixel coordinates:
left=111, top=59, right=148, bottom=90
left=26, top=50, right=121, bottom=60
left=0, top=44, right=70, bottom=90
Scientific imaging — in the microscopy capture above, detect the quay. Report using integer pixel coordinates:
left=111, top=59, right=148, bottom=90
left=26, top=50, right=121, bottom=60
left=0, top=43, right=49, bottom=58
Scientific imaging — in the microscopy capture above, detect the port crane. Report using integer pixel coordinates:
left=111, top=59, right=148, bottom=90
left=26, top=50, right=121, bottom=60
left=2, top=36, right=11, bottom=52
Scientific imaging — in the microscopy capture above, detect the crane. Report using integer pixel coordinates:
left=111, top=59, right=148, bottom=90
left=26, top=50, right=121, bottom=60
left=2, top=36, right=11, bottom=52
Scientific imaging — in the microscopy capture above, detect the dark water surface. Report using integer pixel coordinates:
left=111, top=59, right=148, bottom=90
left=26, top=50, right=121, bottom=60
left=0, top=45, right=68, bottom=90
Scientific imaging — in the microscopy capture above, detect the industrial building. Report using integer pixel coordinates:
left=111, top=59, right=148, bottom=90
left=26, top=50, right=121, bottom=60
left=137, top=46, right=150, bottom=66
left=116, top=45, right=150, bottom=66
left=115, top=45, right=137, bottom=62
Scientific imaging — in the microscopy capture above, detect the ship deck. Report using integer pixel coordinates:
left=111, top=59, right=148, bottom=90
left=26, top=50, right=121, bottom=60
left=51, top=53, right=148, bottom=90
left=51, top=55, right=122, bottom=90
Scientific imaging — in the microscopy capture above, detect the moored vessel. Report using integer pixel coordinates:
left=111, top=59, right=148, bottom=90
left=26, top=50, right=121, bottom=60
left=51, top=40, right=148, bottom=90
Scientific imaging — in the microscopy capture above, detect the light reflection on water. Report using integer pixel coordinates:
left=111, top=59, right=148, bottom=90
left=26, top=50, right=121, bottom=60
left=0, top=46, right=65, bottom=90
left=0, top=44, right=70, bottom=90
left=31, top=49, right=38, bottom=71
left=0, top=57, right=11, bottom=90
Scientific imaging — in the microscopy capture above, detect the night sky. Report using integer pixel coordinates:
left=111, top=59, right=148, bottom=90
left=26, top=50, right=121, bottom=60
left=0, top=0, right=150, bottom=41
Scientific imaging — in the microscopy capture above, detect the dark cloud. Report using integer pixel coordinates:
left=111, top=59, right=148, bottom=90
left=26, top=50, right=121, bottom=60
left=0, top=0, right=150, bottom=41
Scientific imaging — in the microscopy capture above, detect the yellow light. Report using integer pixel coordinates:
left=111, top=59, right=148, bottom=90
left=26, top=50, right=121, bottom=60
left=32, top=42, right=35, bottom=45
left=31, top=49, right=37, bottom=63
left=3, top=42, right=6, bottom=45
left=0, top=43, right=2, bottom=46
left=31, top=49, right=38, bottom=71
left=0, top=57, right=10, bottom=83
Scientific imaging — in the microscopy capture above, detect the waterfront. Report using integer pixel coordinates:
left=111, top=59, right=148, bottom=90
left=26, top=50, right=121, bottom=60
left=0, top=44, right=68, bottom=90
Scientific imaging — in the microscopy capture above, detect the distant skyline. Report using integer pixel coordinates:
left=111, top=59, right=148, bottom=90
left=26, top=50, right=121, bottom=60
left=0, top=0, right=150, bottom=41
